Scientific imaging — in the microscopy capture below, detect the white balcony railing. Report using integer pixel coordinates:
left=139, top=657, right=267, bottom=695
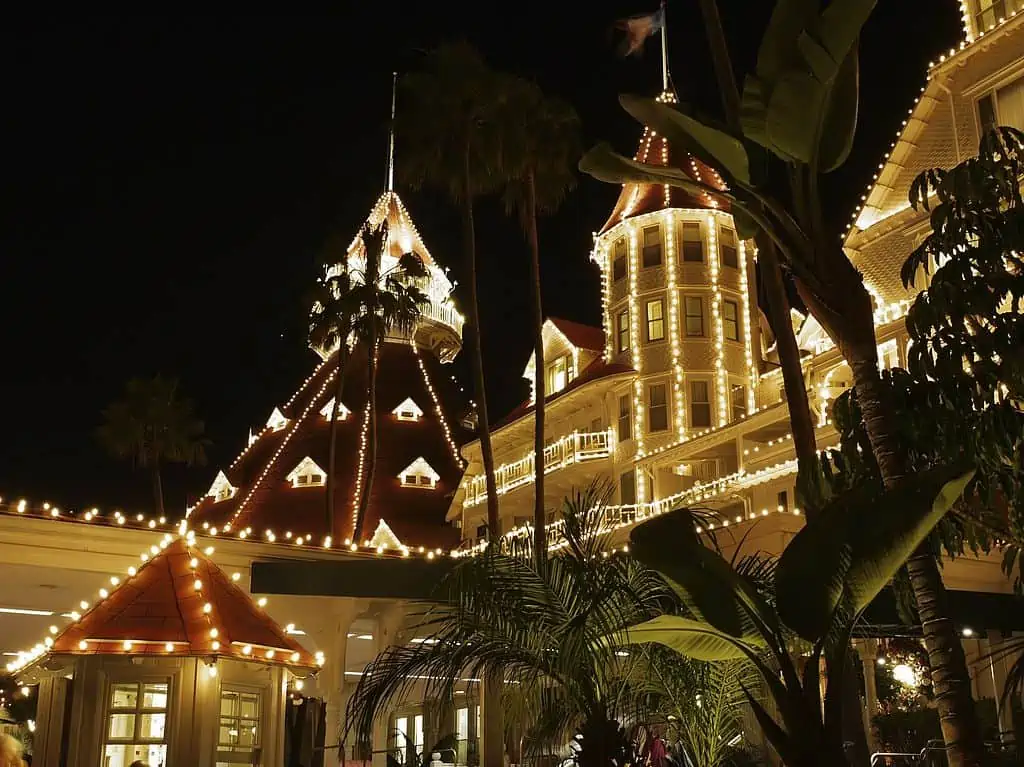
left=420, top=300, right=464, bottom=338
left=463, top=429, right=613, bottom=508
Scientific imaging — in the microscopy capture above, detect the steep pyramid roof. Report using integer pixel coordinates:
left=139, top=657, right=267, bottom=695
left=599, top=92, right=729, bottom=236
left=8, top=536, right=319, bottom=674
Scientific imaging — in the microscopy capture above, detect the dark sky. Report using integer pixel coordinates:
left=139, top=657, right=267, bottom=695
left=1, top=3, right=962, bottom=514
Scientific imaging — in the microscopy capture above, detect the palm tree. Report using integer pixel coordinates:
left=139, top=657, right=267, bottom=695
left=97, top=375, right=208, bottom=516
left=580, top=3, right=987, bottom=761
left=498, top=76, right=581, bottom=563
left=345, top=483, right=676, bottom=767
left=397, top=43, right=504, bottom=540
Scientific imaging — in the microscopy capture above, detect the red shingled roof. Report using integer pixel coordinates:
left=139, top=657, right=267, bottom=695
left=191, top=340, right=470, bottom=550
left=548, top=318, right=605, bottom=352
left=598, top=118, right=729, bottom=236
left=50, top=537, right=318, bottom=670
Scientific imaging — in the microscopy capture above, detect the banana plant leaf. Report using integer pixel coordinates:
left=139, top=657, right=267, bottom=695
left=579, top=143, right=730, bottom=202
left=774, top=464, right=975, bottom=642
left=618, top=95, right=750, bottom=185
left=629, top=509, right=777, bottom=640
left=618, top=614, right=761, bottom=662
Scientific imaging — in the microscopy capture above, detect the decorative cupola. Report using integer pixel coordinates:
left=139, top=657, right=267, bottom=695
left=8, top=535, right=321, bottom=767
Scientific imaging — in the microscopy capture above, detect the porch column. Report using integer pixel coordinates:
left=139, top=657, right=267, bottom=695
left=372, top=602, right=408, bottom=767
left=33, top=676, right=71, bottom=767
left=480, top=673, right=505, bottom=767
left=856, top=639, right=880, bottom=752
left=324, top=599, right=359, bottom=766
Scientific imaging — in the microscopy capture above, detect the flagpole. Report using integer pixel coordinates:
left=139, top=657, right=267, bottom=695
left=660, top=0, right=669, bottom=92
left=386, top=71, right=397, bottom=192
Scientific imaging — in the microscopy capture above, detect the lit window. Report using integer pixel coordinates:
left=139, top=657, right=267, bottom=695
left=399, top=457, right=440, bottom=489
left=414, top=714, right=424, bottom=759
left=617, top=310, right=630, bottom=352
left=645, top=299, right=665, bottom=342
left=648, top=384, right=669, bottom=432
left=977, top=76, right=1024, bottom=134
left=690, top=381, right=712, bottom=428
left=719, top=227, right=738, bottom=269
left=973, top=0, right=1024, bottom=35
left=103, top=681, right=169, bottom=767
left=393, top=397, right=424, bottom=422
left=286, top=457, right=327, bottom=488
left=878, top=341, right=899, bottom=371
left=394, top=716, right=409, bottom=766
left=206, top=471, right=237, bottom=503
left=266, top=407, right=288, bottom=432
left=684, top=296, right=704, bottom=337
left=612, top=238, right=627, bottom=281
left=731, top=383, right=747, bottom=422
left=548, top=354, right=573, bottom=394
left=642, top=225, right=662, bottom=267
left=618, top=395, right=632, bottom=442
left=320, top=398, right=351, bottom=420
left=723, top=300, right=740, bottom=341
left=218, top=686, right=261, bottom=766
left=681, top=222, right=704, bottom=263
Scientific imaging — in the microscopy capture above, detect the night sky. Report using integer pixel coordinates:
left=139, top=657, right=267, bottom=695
left=1, top=3, right=962, bottom=514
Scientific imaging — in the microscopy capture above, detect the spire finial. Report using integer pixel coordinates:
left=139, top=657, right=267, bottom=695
left=660, top=1, right=670, bottom=93
left=386, top=71, right=398, bottom=192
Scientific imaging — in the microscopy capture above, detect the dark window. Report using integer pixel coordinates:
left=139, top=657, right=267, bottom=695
left=777, top=490, right=789, bottom=513
left=646, top=299, right=665, bottom=342
left=681, top=222, right=704, bottom=263
left=731, top=384, right=747, bottom=421
left=978, top=93, right=997, bottom=134
left=720, top=227, right=738, bottom=268
left=617, top=310, right=630, bottom=352
left=642, top=225, right=662, bottom=267
left=684, top=296, right=704, bottom=337
left=476, top=524, right=488, bottom=540
left=723, top=300, right=740, bottom=341
left=618, top=395, right=632, bottom=442
left=620, top=471, right=637, bottom=506
left=591, top=417, right=603, bottom=432
left=648, top=384, right=669, bottom=432
left=690, top=381, right=712, bottom=428
left=613, top=238, right=627, bottom=281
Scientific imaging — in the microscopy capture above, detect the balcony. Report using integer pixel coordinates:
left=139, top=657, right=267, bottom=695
left=420, top=299, right=464, bottom=339
left=462, top=429, right=613, bottom=508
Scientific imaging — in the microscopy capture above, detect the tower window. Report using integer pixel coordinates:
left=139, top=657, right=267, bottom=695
left=731, top=383, right=748, bottom=421
left=723, top=300, right=740, bottom=341
left=690, top=381, right=712, bottom=428
left=399, top=457, right=440, bottom=489
left=719, top=227, right=738, bottom=269
left=684, top=296, right=704, bottom=337
left=620, top=470, right=637, bottom=506
left=777, top=490, right=789, bottom=513
left=613, top=238, right=627, bottom=281
left=974, top=0, right=1024, bottom=35
left=548, top=354, right=574, bottom=394
left=618, top=394, right=632, bottom=442
left=976, top=73, right=1024, bottom=134
left=681, top=222, right=704, bottom=263
left=648, top=384, right=669, bottom=432
left=617, top=310, right=630, bottom=352
left=645, top=299, right=665, bottom=342
left=642, top=225, right=662, bottom=267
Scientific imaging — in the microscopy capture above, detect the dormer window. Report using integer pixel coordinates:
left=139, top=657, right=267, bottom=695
left=320, top=398, right=351, bottom=421
left=547, top=354, right=575, bottom=395
left=392, top=397, right=424, bottom=422
left=206, top=471, right=237, bottom=502
left=286, top=457, right=326, bottom=488
left=266, top=407, right=288, bottom=432
left=368, top=519, right=404, bottom=550
left=399, top=457, right=440, bottom=489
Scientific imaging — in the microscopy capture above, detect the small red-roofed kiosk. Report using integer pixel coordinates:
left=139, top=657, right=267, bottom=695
left=12, top=536, right=322, bottom=767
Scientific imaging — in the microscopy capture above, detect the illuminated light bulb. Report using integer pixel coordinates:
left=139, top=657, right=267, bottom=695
left=210, top=628, right=219, bottom=638
left=98, top=588, right=108, bottom=599
left=44, top=637, right=53, bottom=648
left=295, top=679, right=304, bottom=690
left=165, top=642, right=174, bottom=652
left=204, top=547, right=214, bottom=555
left=80, top=600, right=89, bottom=610
left=285, top=623, right=295, bottom=633
left=203, top=603, right=212, bottom=614
left=123, top=640, right=132, bottom=650
left=194, top=579, right=203, bottom=591
left=110, top=576, right=120, bottom=586
left=212, top=640, right=220, bottom=650
left=266, top=649, right=276, bottom=659
left=49, top=625, right=58, bottom=634
left=79, top=640, right=88, bottom=650
left=231, top=572, right=241, bottom=582
left=150, top=545, right=159, bottom=555
left=70, top=611, right=80, bottom=620
left=20, top=687, right=30, bottom=696
left=242, top=644, right=252, bottom=655
left=207, top=664, right=218, bottom=678
left=257, top=598, right=268, bottom=607
left=128, top=567, right=137, bottom=577
left=140, top=553, right=149, bottom=562
left=190, top=557, right=199, bottom=568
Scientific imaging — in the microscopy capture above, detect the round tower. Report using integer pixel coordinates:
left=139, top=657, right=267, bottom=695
left=189, top=191, right=471, bottom=552
left=590, top=92, right=759, bottom=505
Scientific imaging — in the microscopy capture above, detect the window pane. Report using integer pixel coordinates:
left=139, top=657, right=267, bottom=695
left=415, top=714, right=425, bottom=750
left=139, top=712, right=166, bottom=740
left=691, top=381, right=712, bottom=428
left=996, top=76, right=1024, bottom=131
left=108, top=714, right=136, bottom=740
left=110, top=684, right=139, bottom=710
left=724, top=300, right=740, bottom=341
left=681, top=222, right=704, bottom=262
left=617, top=311, right=630, bottom=352
left=620, top=471, right=637, bottom=506
left=642, top=226, right=662, bottom=267
left=104, top=743, right=167, bottom=767
left=142, top=683, right=168, bottom=709
left=220, top=719, right=241, bottom=746
left=684, top=297, right=704, bottom=337
left=720, top=228, right=738, bottom=268
left=646, top=300, right=665, bottom=341
left=618, top=395, right=632, bottom=442
left=649, top=385, right=668, bottom=432
left=613, top=239, right=628, bottom=280
left=731, top=384, right=747, bottom=421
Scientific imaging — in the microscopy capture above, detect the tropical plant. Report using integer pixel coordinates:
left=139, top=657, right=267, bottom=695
left=97, top=375, right=208, bottom=516
left=579, top=1, right=988, bottom=760
left=620, top=464, right=974, bottom=767
left=345, top=482, right=676, bottom=767
left=497, top=76, right=581, bottom=562
left=398, top=43, right=505, bottom=540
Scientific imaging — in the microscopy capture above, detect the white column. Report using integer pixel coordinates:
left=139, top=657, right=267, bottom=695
left=372, top=603, right=408, bottom=767
left=321, top=599, right=359, bottom=766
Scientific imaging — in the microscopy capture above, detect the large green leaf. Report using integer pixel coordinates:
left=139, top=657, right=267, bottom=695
left=619, top=615, right=758, bottom=662
left=799, top=0, right=877, bottom=85
left=579, top=143, right=727, bottom=201
left=775, top=464, right=975, bottom=641
left=756, top=0, right=819, bottom=83
left=817, top=48, right=860, bottom=173
left=766, top=70, right=826, bottom=166
left=618, top=95, right=750, bottom=185
left=630, top=509, right=778, bottom=640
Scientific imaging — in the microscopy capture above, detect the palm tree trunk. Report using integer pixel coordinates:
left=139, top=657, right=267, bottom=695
left=152, top=464, right=165, bottom=517
left=848, top=352, right=984, bottom=767
left=326, top=343, right=349, bottom=538
left=525, top=169, right=546, bottom=563
left=356, top=340, right=379, bottom=542
left=461, top=147, right=500, bottom=540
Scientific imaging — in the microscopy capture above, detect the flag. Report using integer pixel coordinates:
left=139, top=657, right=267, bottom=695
left=615, top=7, right=665, bottom=57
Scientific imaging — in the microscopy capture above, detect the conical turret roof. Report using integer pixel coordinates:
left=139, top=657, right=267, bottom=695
left=599, top=92, right=730, bottom=235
